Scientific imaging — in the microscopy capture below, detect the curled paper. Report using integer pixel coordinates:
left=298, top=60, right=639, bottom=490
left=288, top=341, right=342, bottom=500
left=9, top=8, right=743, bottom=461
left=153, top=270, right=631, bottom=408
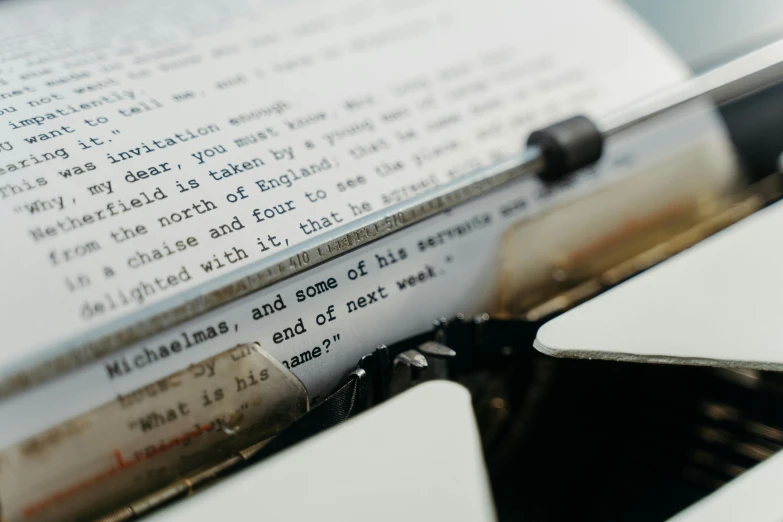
left=0, top=343, right=308, bottom=522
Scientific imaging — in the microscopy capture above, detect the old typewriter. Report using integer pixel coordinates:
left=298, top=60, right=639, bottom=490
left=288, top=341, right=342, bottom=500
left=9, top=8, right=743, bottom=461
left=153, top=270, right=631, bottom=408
left=5, top=1, right=783, bottom=521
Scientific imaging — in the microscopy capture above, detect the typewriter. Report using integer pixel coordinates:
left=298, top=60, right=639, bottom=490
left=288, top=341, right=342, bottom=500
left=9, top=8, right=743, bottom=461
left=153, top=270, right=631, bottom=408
left=4, top=1, right=783, bottom=521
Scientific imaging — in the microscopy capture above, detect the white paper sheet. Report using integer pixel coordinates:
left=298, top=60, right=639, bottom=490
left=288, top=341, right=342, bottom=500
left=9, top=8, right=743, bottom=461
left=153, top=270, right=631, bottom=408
left=0, top=0, right=739, bottom=447
left=0, top=0, right=686, bottom=367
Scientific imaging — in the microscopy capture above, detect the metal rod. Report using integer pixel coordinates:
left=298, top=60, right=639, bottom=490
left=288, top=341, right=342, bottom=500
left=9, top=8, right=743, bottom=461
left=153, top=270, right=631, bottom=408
left=599, top=38, right=783, bottom=138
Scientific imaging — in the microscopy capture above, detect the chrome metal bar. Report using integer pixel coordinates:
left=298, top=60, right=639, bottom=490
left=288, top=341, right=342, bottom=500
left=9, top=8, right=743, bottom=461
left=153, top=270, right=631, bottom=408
left=599, top=39, right=783, bottom=138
